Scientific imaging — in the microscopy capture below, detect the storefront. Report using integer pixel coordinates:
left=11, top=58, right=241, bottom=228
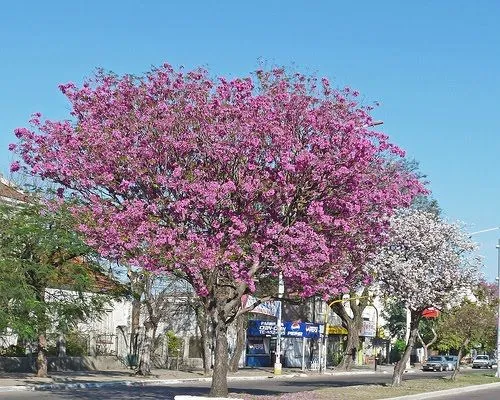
left=246, top=320, right=321, bottom=368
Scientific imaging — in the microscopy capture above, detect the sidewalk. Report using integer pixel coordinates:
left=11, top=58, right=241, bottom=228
left=0, top=364, right=397, bottom=392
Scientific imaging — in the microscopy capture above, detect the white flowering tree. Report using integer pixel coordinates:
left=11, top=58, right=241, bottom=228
left=370, top=210, right=481, bottom=386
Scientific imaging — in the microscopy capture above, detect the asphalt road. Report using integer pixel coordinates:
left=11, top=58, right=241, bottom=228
left=0, top=371, right=459, bottom=400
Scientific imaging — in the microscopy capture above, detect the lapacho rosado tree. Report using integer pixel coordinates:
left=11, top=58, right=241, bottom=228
left=369, top=210, right=481, bottom=386
left=11, top=64, right=423, bottom=396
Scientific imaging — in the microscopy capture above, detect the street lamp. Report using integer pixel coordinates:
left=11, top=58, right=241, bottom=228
left=469, top=227, right=500, bottom=378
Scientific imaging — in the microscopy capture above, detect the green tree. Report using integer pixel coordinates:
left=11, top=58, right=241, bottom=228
left=382, top=300, right=407, bottom=340
left=416, top=317, right=440, bottom=362
left=436, top=297, right=496, bottom=380
left=0, top=199, right=111, bottom=377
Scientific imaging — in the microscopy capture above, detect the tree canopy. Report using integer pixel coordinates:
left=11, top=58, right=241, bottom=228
left=371, top=210, right=481, bottom=312
left=11, top=64, right=424, bottom=300
left=10, top=63, right=424, bottom=395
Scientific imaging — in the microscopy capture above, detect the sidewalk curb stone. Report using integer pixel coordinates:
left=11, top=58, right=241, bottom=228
left=383, top=381, right=500, bottom=400
left=0, top=367, right=414, bottom=394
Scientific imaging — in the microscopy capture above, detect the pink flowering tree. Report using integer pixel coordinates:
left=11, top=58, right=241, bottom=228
left=369, top=210, right=481, bottom=386
left=10, top=64, right=422, bottom=396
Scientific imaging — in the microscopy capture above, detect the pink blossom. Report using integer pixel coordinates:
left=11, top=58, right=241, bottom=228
left=9, top=62, right=425, bottom=301
left=10, top=161, right=20, bottom=172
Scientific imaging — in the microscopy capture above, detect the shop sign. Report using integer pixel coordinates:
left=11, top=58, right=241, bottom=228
left=327, top=325, right=348, bottom=335
left=360, top=320, right=376, bottom=337
left=247, top=320, right=321, bottom=338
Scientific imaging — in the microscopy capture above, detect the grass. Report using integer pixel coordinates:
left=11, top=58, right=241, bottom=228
left=240, top=372, right=500, bottom=400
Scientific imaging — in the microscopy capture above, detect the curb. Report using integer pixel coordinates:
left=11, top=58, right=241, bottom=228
left=383, top=381, right=500, bottom=400
left=175, top=397, right=244, bottom=400
left=0, top=368, right=397, bottom=393
left=0, top=386, right=34, bottom=392
left=0, top=373, right=283, bottom=393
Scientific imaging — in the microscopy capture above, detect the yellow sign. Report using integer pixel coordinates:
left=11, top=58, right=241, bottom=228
left=327, top=325, right=348, bottom=335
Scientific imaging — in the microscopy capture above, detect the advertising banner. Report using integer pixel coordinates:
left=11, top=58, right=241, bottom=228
left=247, top=320, right=321, bottom=338
left=243, top=295, right=281, bottom=317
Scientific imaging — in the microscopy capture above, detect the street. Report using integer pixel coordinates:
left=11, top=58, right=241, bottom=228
left=0, top=371, right=464, bottom=400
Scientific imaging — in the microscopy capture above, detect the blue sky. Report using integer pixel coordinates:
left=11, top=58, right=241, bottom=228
left=1, top=1, right=499, bottom=279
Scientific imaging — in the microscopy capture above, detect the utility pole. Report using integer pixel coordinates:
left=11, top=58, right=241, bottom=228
left=496, top=239, right=500, bottom=378
left=469, top=227, right=500, bottom=378
left=274, top=272, right=284, bottom=375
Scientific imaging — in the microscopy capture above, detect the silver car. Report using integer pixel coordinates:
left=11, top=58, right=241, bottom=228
left=422, top=355, right=448, bottom=371
left=444, top=355, right=459, bottom=371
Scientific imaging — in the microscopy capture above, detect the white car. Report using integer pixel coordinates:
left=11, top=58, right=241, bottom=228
left=472, top=355, right=493, bottom=369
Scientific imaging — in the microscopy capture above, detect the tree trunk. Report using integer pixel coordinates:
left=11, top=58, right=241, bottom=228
left=229, top=314, right=246, bottom=373
left=422, top=344, right=429, bottom=362
left=417, top=328, right=437, bottom=363
left=392, top=311, right=420, bottom=386
left=421, top=344, right=428, bottom=364
left=338, top=319, right=362, bottom=370
left=36, top=333, right=48, bottom=378
left=195, top=303, right=213, bottom=375
left=57, top=334, right=66, bottom=357
left=209, top=320, right=230, bottom=397
left=136, top=322, right=153, bottom=376
left=331, top=289, right=369, bottom=371
left=451, top=338, right=469, bottom=381
left=194, top=304, right=212, bottom=375
left=130, top=298, right=141, bottom=357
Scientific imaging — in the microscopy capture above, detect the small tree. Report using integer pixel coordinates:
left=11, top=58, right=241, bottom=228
left=436, top=284, right=497, bottom=380
left=416, top=318, right=439, bottom=363
left=370, top=210, right=481, bottom=386
left=125, top=269, right=192, bottom=375
left=382, top=300, right=407, bottom=341
left=0, top=200, right=110, bottom=377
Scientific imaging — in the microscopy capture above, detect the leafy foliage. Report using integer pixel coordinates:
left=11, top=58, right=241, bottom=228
left=166, top=330, right=183, bottom=356
left=0, top=200, right=111, bottom=341
left=65, top=331, right=90, bottom=356
left=436, top=297, right=496, bottom=354
left=381, top=300, right=407, bottom=340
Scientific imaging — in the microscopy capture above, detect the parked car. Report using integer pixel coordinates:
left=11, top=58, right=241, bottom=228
left=444, top=356, right=459, bottom=371
left=472, top=355, right=493, bottom=369
left=423, top=356, right=449, bottom=371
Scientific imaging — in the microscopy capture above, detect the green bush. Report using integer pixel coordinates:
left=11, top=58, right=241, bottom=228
left=166, top=330, right=182, bottom=357
left=66, top=332, right=89, bottom=356
left=0, top=344, right=26, bottom=356
left=389, top=339, right=406, bottom=363
left=46, top=344, right=58, bottom=356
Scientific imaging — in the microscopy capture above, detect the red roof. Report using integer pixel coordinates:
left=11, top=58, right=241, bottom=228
left=0, top=180, right=29, bottom=203
left=422, top=308, right=440, bottom=319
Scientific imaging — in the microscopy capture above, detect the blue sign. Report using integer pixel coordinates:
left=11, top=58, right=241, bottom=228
left=247, top=320, right=320, bottom=338
left=284, top=321, right=320, bottom=338
left=248, top=320, right=277, bottom=336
